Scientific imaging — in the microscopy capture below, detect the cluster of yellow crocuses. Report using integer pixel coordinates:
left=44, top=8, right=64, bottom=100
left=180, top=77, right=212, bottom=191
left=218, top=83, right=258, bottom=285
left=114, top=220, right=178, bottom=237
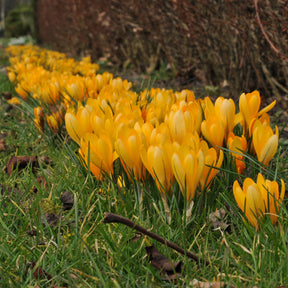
left=6, top=44, right=285, bottom=227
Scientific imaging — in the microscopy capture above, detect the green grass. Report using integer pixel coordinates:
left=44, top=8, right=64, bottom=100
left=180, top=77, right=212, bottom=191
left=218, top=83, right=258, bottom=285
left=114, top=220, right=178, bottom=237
left=1, top=59, right=288, bottom=288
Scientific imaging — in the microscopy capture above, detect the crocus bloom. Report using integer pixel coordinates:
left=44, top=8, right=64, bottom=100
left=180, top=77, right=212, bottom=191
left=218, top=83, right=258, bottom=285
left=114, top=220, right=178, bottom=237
left=199, top=140, right=224, bottom=190
left=188, top=100, right=202, bottom=134
left=239, top=90, right=276, bottom=132
left=227, top=132, right=247, bottom=174
left=46, top=114, right=59, bottom=133
left=175, top=89, right=195, bottom=102
left=171, top=143, right=205, bottom=203
left=249, top=113, right=271, bottom=136
left=7, top=97, right=21, bottom=105
left=233, top=177, right=266, bottom=228
left=141, top=142, right=174, bottom=195
left=65, top=104, right=92, bottom=145
left=214, top=97, right=236, bottom=139
left=7, top=71, right=16, bottom=83
left=252, top=121, right=278, bottom=166
left=257, top=173, right=285, bottom=224
left=80, top=133, right=117, bottom=177
left=201, top=116, right=225, bottom=150
left=65, top=78, right=86, bottom=101
left=140, top=142, right=175, bottom=223
left=149, top=123, right=171, bottom=146
left=233, top=173, right=285, bottom=228
left=15, top=83, right=29, bottom=99
left=34, top=106, right=45, bottom=133
left=115, top=123, right=146, bottom=181
left=79, top=148, right=101, bottom=179
left=167, top=109, right=189, bottom=143
left=144, top=89, right=174, bottom=125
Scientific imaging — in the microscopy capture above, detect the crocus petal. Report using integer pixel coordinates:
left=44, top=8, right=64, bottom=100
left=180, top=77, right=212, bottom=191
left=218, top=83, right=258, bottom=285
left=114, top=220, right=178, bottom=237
left=258, top=100, right=276, bottom=116
left=233, top=180, right=246, bottom=212
left=259, top=134, right=278, bottom=166
left=280, top=179, right=285, bottom=202
left=171, top=153, right=186, bottom=193
left=65, top=112, right=82, bottom=145
left=245, top=184, right=265, bottom=228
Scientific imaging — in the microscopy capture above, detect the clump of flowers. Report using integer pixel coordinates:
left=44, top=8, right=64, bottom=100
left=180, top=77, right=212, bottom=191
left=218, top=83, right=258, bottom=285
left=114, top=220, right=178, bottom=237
left=5, top=44, right=284, bottom=226
left=233, top=173, right=285, bottom=228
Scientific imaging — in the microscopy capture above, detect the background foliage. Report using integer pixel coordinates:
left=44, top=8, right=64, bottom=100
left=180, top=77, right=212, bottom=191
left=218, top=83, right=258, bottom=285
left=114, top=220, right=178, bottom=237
left=35, top=0, right=288, bottom=100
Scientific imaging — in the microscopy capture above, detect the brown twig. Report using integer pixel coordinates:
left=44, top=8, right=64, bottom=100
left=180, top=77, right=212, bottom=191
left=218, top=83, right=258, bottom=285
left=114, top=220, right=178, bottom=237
left=103, top=212, right=210, bottom=266
left=254, top=0, right=288, bottom=63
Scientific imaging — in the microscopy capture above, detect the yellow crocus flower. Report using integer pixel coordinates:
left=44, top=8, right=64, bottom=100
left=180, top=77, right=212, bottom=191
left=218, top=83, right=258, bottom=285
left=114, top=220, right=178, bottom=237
left=199, top=140, right=224, bottom=190
left=7, top=97, right=21, bottom=105
left=214, top=97, right=236, bottom=139
left=252, top=121, right=278, bottom=166
left=227, top=132, right=247, bottom=174
left=188, top=100, right=202, bottom=134
left=141, top=142, right=174, bottom=195
left=65, top=104, right=92, bottom=145
left=149, top=123, right=171, bottom=146
left=174, top=89, right=195, bottom=102
left=239, top=90, right=276, bottom=132
left=46, top=114, right=59, bottom=134
left=134, top=122, right=154, bottom=148
left=115, top=123, right=146, bottom=181
left=15, top=83, right=29, bottom=99
left=80, top=133, right=117, bottom=177
left=233, top=174, right=285, bottom=228
left=140, top=141, right=175, bottom=223
left=79, top=148, right=101, bottom=179
left=233, top=177, right=266, bottom=228
left=257, top=173, right=285, bottom=224
left=33, top=106, right=45, bottom=133
left=167, top=109, right=189, bottom=144
left=65, top=77, right=86, bottom=101
left=201, top=115, right=225, bottom=150
left=7, top=71, right=16, bottom=83
left=171, top=143, right=205, bottom=203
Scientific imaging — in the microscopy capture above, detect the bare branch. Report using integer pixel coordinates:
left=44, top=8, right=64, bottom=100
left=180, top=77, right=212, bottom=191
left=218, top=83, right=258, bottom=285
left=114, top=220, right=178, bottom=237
left=103, top=212, right=210, bottom=266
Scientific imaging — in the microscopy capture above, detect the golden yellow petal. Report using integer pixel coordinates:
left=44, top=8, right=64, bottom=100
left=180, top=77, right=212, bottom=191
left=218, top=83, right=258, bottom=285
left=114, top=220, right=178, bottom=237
left=258, top=100, right=276, bottom=116
left=171, top=153, right=186, bottom=194
left=115, top=139, right=134, bottom=169
left=128, top=134, right=140, bottom=165
left=65, top=112, right=82, bottom=145
left=170, top=110, right=186, bottom=143
left=233, top=180, right=245, bottom=212
left=245, top=184, right=264, bottom=228
left=259, top=135, right=278, bottom=166
left=151, top=146, right=166, bottom=191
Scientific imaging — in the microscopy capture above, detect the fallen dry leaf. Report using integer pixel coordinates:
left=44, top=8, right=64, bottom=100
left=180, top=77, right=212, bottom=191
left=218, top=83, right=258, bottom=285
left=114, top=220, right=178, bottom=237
left=60, top=190, right=74, bottom=210
left=5, top=155, right=38, bottom=175
left=209, top=208, right=230, bottom=232
left=42, top=213, right=60, bottom=227
left=145, top=245, right=183, bottom=281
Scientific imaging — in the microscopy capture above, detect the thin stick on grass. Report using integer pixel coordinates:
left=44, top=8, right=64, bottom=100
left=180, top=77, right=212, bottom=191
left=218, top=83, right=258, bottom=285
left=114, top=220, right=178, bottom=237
left=103, top=212, right=210, bottom=266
